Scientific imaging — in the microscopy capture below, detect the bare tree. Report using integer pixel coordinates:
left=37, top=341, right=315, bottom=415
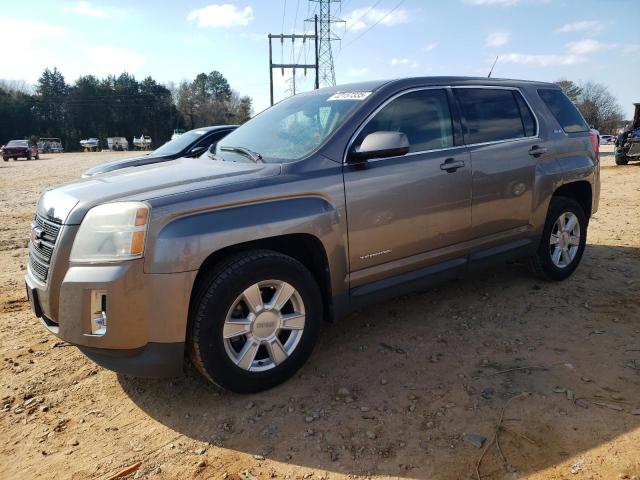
left=555, top=79, right=624, bottom=134
left=555, top=79, right=582, bottom=102
left=578, top=81, right=624, bottom=133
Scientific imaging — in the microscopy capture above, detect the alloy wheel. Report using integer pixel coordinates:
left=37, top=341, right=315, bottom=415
left=549, top=211, right=581, bottom=268
left=223, top=280, right=305, bottom=372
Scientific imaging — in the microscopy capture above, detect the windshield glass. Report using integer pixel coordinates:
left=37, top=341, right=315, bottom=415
left=153, top=129, right=209, bottom=156
left=217, top=91, right=368, bottom=163
left=7, top=140, right=28, bottom=147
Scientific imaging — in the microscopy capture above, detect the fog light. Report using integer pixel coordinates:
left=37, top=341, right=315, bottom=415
left=90, top=290, right=107, bottom=335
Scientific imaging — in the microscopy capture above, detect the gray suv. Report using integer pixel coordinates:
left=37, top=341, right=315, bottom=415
left=26, top=77, right=600, bottom=393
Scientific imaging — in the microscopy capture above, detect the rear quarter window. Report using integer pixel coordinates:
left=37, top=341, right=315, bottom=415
left=538, top=88, right=589, bottom=133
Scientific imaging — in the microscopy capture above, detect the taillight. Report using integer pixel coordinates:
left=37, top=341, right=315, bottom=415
left=588, top=131, right=599, bottom=155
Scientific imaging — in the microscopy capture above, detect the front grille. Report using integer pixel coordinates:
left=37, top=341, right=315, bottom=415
left=28, top=214, right=62, bottom=283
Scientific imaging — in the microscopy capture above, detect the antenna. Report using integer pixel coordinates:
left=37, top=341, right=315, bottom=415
left=488, top=56, right=499, bottom=78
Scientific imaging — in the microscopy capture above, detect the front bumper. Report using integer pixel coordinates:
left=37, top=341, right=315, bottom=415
left=26, top=258, right=197, bottom=378
left=79, top=342, right=185, bottom=378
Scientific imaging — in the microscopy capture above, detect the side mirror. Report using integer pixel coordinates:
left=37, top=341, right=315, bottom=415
left=187, top=146, right=206, bottom=157
left=349, top=131, right=410, bottom=163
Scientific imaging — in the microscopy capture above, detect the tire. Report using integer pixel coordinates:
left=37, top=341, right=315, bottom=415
left=2, top=157, right=7, bottom=162
left=189, top=250, right=323, bottom=393
left=26, top=154, right=31, bottom=160
left=615, top=155, right=629, bottom=165
left=527, top=196, right=587, bottom=281
left=35, top=152, right=40, bottom=160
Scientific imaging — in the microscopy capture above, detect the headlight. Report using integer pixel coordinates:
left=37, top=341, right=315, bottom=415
left=70, top=202, right=149, bottom=262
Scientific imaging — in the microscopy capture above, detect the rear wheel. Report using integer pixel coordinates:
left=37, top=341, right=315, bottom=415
left=527, top=196, right=587, bottom=281
left=189, top=250, right=322, bottom=393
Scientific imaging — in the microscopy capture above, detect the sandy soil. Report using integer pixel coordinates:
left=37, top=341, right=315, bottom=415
left=0, top=147, right=639, bottom=480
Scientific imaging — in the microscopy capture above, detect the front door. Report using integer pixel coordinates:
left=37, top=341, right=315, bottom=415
left=343, top=88, right=472, bottom=288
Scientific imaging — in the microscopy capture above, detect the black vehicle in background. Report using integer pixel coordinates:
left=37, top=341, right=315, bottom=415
left=615, top=103, right=640, bottom=165
left=82, top=125, right=237, bottom=177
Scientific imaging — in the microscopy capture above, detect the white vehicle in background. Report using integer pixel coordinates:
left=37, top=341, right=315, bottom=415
left=107, top=137, right=129, bottom=151
left=133, top=135, right=152, bottom=151
left=600, top=135, right=616, bottom=145
left=79, top=138, right=99, bottom=152
left=38, top=138, right=64, bottom=153
left=171, top=128, right=185, bottom=140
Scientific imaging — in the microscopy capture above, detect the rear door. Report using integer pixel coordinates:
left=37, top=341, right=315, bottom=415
left=454, top=86, right=543, bottom=239
left=343, top=87, right=472, bottom=288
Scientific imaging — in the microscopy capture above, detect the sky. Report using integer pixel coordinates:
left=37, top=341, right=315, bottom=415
left=1, top=0, right=639, bottom=118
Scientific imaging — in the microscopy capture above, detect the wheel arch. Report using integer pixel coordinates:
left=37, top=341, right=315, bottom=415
left=190, top=233, right=335, bottom=323
left=552, top=181, right=593, bottom=218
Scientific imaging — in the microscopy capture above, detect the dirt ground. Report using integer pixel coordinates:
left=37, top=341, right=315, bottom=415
left=0, top=147, right=639, bottom=480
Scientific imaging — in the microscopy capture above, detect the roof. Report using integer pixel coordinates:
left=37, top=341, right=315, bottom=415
left=189, top=125, right=238, bottom=133
left=308, top=76, right=558, bottom=95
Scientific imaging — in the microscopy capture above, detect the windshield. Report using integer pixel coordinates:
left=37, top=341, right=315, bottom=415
left=217, top=91, right=368, bottom=163
left=153, top=129, right=209, bottom=156
left=7, top=140, right=28, bottom=147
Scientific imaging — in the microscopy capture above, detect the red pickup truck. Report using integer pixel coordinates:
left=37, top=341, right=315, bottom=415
left=2, top=139, right=40, bottom=161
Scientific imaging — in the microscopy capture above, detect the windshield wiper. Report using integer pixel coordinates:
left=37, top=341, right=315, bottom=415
left=220, top=146, right=263, bottom=163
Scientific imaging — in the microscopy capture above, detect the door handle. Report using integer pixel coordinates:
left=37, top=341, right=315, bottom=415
left=528, top=145, right=548, bottom=157
left=440, top=158, right=465, bottom=172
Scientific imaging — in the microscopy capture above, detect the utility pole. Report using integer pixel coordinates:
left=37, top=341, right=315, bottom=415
left=268, top=14, right=319, bottom=106
left=308, top=0, right=344, bottom=87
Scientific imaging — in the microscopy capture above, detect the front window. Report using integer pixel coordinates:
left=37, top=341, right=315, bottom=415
left=353, top=88, right=454, bottom=153
left=217, top=91, right=366, bottom=163
left=7, top=140, right=28, bottom=147
left=153, top=129, right=210, bottom=156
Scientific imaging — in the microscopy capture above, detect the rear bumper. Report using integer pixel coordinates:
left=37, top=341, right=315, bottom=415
left=79, top=342, right=185, bottom=378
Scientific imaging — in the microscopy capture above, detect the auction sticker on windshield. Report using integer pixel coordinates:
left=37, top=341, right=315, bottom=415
left=328, top=91, right=372, bottom=101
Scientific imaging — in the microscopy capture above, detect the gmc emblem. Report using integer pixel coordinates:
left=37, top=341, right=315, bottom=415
left=30, top=226, right=44, bottom=246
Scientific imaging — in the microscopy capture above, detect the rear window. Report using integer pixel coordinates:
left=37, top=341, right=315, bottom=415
left=538, top=88, right=589, bottom=133
left=456, top=88, right=532, bottom=144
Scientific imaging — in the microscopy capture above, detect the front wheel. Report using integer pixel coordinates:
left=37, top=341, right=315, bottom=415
left=189, top=250, right=322, bottom=393
left=527, top=196, right=587, bottom=281
left=615, top=155, right=629, bottom=165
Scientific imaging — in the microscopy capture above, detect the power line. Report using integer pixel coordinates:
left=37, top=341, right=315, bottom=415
left=293, top=0, right=301, bottom=32
left=281, top=0, right=288, bottom=33
left=343, top=0, right=384, bottom=33
left=340, top=0, right=406, bottom=50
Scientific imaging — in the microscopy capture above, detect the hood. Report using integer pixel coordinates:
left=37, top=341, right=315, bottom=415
left=37, top=156, right=281, bottom=224
left=82, top=153, right=171, bottom=177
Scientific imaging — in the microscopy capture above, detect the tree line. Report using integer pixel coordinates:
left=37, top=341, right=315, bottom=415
left=556, top=79, right=626, bottom=134
left=0, top=68, right=252, bottom=151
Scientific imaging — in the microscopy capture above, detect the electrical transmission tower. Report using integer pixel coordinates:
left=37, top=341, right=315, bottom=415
left=308, top=0, right=344, bottom=87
